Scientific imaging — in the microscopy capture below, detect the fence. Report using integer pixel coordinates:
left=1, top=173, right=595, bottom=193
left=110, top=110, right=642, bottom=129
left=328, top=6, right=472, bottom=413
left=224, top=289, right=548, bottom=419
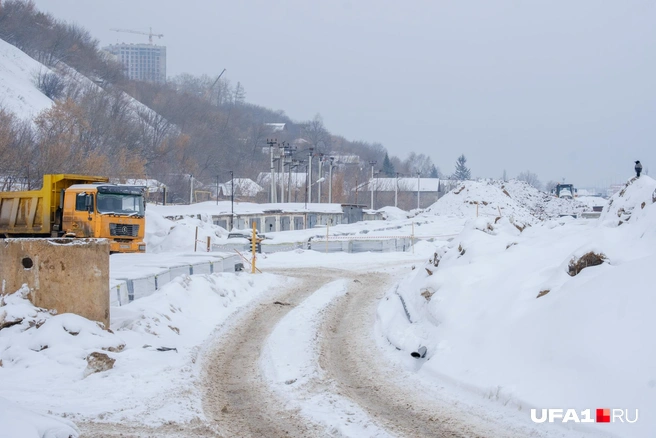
left=211, top=235, right=430, bottom=255
left=109, top=252, right=241, bottom=306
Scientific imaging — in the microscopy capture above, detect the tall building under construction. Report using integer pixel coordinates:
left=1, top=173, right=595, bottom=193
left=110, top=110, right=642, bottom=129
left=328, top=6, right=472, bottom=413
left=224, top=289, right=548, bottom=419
left=103, top=43, right=166, bottom=83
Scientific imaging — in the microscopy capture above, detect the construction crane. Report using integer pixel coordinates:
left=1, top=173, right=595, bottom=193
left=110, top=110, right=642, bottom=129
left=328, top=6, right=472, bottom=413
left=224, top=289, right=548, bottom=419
left=110, top=27, right=163, bottom=44
left=205, top=68, right=227, bottom=104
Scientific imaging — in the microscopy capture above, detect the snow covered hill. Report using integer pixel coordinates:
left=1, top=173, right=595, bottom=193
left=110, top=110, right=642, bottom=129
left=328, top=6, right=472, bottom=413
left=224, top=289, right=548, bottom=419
left=380, top=175, right=656, bottom=437
left=0, top=38, right=54, bottom=118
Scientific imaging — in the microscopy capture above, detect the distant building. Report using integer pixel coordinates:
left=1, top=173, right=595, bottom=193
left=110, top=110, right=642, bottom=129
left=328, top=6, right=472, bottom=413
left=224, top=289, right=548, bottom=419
left=356, top=177, right=446, bottom=210
left=264, top=123, right=286, bottom=132
left=218, top=178, right=264, bottom=199
left=103, top=43, right=166, bottom=83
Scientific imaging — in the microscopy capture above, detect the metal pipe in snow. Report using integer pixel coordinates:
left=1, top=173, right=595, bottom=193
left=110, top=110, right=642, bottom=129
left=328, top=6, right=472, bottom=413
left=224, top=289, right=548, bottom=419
left=411, top=346, right=427, bottom=359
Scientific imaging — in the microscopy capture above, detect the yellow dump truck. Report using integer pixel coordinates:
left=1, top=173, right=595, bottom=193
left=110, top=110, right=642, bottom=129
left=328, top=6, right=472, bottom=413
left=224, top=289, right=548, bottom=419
left=0, top=174, right=146, bottom=253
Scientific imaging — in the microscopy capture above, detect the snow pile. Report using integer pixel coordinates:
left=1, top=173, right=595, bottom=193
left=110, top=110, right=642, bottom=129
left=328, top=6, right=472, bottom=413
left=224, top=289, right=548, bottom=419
left=600, top=176, right=656, bottom=229
left=0, top=286, right=124, bottom=372
left=0, top=396, right=78, bottom=438
left=491, top=179, right=592, bottom=219
left=425, top=180, right=538, bottom=225
left=376, top=206, right=410, bottom=221
left=0, top=38, right=54, bottom=119
left=378, top=178, right=656, bottom=437
left=1, top=273, right=284, bottom=428
left=145, top=210, right=227, bottom=253
left=426, top=179, right=595, bottom=223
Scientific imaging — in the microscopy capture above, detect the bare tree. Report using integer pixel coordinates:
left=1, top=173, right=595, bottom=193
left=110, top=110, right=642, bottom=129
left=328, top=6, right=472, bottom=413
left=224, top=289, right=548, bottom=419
left=517, top=171, right=542, bottom=190
left=544, top=180, right=559, bottom=194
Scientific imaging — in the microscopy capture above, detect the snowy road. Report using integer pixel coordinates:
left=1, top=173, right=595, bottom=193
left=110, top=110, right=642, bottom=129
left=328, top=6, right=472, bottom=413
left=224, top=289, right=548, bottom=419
left=76, top=259, right=594, bottom=437
left=202, top=269, right=333, bottom=437
left=200, top=264, right=529, bottom=437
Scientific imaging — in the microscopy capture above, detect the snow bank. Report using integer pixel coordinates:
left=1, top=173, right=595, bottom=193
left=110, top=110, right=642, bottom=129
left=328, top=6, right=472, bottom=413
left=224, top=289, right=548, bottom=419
left=145, top=210, right=227, bottom=253
left=0, top=273, right=285, bottom=429
left=600, top=175, right=656, bottom=229
left=379, top=177, right=656, bottom=437
left=0, top=396, right=79, bottom=438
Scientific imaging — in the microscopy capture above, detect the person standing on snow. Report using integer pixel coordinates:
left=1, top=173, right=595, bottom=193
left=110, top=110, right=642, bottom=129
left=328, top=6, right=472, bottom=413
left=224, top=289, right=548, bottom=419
left=635, top=160, right=643, bottom=178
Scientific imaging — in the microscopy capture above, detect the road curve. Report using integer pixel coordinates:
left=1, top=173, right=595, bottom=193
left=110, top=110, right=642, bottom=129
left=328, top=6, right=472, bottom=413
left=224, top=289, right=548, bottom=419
left=201, top=269, right=339, bottom=438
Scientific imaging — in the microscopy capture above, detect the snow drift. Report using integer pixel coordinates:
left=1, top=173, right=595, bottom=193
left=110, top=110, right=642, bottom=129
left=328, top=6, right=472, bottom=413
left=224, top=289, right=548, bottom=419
left=379, top=176, right=656, bottom=437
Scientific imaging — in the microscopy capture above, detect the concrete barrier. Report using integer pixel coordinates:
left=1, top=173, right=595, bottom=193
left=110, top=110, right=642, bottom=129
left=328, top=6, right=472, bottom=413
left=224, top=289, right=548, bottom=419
left=109, top=252, right=241, bottom=305
left=0, top=238, right=110, bottom=327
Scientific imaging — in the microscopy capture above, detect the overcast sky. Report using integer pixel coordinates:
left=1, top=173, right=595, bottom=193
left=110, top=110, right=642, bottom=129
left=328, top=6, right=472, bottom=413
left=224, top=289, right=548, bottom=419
left=31, top=0, right=656, bottom=188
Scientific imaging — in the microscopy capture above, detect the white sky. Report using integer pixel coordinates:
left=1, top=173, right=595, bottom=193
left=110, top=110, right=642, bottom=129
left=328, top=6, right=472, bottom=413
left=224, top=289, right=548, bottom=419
left=30, top=0, right=656, bottom=187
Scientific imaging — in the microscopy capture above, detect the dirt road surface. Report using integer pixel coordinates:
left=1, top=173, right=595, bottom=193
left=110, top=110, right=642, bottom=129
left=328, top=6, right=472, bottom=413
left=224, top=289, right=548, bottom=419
left=79, top=264, right=535, bottom=437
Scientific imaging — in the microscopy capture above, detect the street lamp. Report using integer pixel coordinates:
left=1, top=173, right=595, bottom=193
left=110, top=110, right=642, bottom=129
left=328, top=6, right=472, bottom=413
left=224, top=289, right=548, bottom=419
left=291, top=159, right=302, bottom=202
left=328, top=157, right=335, bottom=203
left=306, top=177, right=325, bottom=209
left=308, top=147, right=314, bottom=204
left=369, top=161, right=377, bottom=209
left=317, top=154, right=325, bottom=203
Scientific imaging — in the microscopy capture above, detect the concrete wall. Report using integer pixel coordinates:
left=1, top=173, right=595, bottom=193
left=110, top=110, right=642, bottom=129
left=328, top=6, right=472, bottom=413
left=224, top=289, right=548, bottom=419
left=0, top=238, right=109, bottom=327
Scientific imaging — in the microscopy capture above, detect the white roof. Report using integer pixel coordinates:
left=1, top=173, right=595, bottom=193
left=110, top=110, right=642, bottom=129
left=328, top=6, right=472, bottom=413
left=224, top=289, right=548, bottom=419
left=264, top=123, right=286, bottom=132
left=366, top=178, right=442, bottom=192
left=257, top=172, right=308, bottom=189
left=119, top=178, right=165, bottom=193
left=219, top=178, right=263, bottom=197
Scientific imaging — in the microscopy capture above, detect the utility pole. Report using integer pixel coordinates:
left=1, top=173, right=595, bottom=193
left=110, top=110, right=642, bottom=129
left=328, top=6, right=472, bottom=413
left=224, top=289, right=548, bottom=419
left=230, top=171, right=234, bottom=230
left=216, top=175, right=219, bottom=205
left=288, top=159, right=295, bottom=202
left=318, top=155, right=324, bottom=203
left=328, top=157, right=335, bottom=203
left=369, top=161, right=377, bottom=210
left=417, top=171, right=421, bottom=209
left=267, top=138, right=277, bottom=203
left=280, top=142, right=287, bottom=204
left=395, top=172, right=399, bottom=208
left=308, top=148, right=314, bottom=204
left=189, top=174, right=194, bottom=205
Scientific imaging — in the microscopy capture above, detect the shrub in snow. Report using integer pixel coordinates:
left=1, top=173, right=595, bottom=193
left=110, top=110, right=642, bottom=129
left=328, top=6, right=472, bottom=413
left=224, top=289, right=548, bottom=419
left=567, top=251, right=607, bottom=277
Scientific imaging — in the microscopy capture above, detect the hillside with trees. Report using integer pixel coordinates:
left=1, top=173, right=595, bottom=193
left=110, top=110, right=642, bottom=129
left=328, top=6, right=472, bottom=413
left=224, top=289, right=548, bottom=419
left=0, top=0, right=443, bottom=204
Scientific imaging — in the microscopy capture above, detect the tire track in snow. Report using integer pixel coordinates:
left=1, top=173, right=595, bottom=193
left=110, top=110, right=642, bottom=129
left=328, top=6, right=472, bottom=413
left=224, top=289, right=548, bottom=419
left=260, top=278, right=394, bottom=438
left=201, top=270, right=339, bottom=438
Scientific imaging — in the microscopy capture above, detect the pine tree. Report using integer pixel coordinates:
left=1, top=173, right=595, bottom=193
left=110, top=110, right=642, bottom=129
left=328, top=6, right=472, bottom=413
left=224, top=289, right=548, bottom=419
left=382, top=152, right=395, bottom=176
left=429, top=165, right=439, bottom=178
left=453, top=154, right=471, bottom=180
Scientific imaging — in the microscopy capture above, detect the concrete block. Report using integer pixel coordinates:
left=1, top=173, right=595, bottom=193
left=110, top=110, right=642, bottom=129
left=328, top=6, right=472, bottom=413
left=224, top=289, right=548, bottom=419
left=0, top=238, right=110, bottom=327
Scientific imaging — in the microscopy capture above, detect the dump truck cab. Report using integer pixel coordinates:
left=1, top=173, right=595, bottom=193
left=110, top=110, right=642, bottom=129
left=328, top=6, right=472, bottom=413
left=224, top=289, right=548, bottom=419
left=62, top=183, right=146, bottom=253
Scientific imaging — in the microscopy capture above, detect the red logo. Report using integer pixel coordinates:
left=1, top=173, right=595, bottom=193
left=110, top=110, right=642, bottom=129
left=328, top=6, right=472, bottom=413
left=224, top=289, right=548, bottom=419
left=596, top=408, right=611, bottom=423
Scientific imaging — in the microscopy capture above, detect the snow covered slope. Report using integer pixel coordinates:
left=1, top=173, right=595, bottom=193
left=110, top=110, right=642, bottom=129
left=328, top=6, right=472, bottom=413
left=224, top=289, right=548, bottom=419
left=0, top=38, right=54, bottom=118
left=380, top=175, right=656, bottom=437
